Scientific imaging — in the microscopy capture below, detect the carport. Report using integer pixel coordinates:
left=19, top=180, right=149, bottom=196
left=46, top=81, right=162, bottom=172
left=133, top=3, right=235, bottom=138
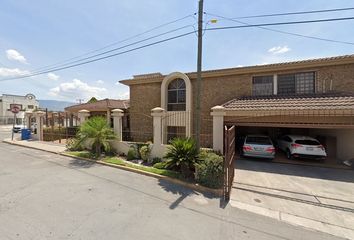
left=221, top=94, right=354, bottom=166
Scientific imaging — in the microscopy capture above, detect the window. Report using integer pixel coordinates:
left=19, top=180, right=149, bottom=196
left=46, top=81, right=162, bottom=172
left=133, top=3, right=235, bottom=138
left=278, top=72, right=315, bottom=95
left=167, top=78, right=186, bottom=111
left=295, top=72, right=315, bottom=94
left=252, top=76, right=273, bottom=96
left=28, top=105, right=34, bottom=109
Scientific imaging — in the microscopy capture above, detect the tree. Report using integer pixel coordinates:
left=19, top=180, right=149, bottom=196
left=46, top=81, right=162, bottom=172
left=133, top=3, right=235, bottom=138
left=75, top=116, right=116, bottom=157
left=87, top=97, right=98, bottom=103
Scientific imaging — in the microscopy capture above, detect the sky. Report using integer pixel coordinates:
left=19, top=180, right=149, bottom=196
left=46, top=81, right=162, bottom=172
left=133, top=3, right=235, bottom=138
left=1, top=0, right=354, bottom=102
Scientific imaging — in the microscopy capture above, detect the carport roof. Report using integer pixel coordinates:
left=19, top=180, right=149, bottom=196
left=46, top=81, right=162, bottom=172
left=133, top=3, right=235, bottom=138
left=222, top=93, right=354, bottom=111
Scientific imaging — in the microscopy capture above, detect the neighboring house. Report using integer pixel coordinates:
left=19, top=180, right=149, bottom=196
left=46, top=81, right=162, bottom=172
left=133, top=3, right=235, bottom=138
left=120, top=54, right=354, bottom=162
left=65, top=98, right=130, bottom=129
left=0, top=93, right=39, bottom=125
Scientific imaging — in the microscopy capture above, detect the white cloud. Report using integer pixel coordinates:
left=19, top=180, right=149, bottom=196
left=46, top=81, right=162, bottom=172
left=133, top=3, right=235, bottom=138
left=268, top=46, right=291, bottom=54
left=118, top=91, right=129, bottom=99
left=49, top=79, right=107, bottom=100
left=96, top=79, right=104, bottom=84
left=47, top=72, right=59, bottom=81
left=0, top=67, right=30, bottom=77
left=6, top=49, right=28, bottom=64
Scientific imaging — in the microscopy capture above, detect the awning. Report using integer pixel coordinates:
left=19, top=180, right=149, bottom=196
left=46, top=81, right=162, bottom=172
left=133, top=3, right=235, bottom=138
left=222, top=94, right=354, bottom=128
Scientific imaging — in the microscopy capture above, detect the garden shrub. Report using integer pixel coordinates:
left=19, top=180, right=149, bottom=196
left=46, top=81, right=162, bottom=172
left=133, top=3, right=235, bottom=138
left=153, top=161, right=168, bottom=169
left=195, top=152, right=224, bottom=189
left=127, top=146, right=138, bottom=161
left=139, top=145, right=151, bottom=162
left=164, top=138, right=199, bottom=178
left=66, top=138, right=83, bottom=151
left=149, top=157, right=162, bottom=165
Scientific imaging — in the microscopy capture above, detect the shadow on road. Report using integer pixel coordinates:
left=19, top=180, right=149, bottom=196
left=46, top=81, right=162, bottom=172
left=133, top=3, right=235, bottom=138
left=68, top=158, right=96, bottom=169
left=158, top=179, right=217, bottom=209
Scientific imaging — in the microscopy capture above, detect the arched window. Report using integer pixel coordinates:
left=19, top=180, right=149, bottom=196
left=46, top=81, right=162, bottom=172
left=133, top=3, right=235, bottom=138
left=167, top=78, right=186, bottom=111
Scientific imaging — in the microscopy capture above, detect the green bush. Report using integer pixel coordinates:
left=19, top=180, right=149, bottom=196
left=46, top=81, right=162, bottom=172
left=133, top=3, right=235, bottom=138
left=195, top=152, right=224, bottom=189
left=66, top=138, right=83, bottom=151
left=153, top=161, right=168, bottom=169
left=164, top=138, right=199, bottom=178
left=127, top=146, right=138, bottom=160
left=139, top=145, right=151, bottom=162
left=149, top=157, right=162, bottom=165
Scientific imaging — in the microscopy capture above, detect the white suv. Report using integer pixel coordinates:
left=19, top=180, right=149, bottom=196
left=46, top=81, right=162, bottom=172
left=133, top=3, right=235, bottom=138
left=277, top=135, right=327, bottom=160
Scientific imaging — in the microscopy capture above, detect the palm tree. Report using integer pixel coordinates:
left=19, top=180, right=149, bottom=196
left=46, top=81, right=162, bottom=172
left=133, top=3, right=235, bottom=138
left=164, top=138, right=199, bottom=178
left=75, top=116, right=116, bottom=157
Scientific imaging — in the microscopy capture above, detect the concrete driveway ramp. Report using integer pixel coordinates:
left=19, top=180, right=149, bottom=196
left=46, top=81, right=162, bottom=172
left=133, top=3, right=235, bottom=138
left=231, top=160, right=354, bottom=239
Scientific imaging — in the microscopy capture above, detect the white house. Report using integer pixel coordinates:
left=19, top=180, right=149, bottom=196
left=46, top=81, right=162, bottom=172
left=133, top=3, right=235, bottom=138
left=0, top=93, right=39, bottom=125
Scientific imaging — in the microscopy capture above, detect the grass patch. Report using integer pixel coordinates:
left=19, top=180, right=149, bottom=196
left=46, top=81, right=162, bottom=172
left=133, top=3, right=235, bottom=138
left=66, top=151, right=94, bottom=159
left=104, top=157, right=181, bottom=179
left=65, top=152, right=181, bottom=179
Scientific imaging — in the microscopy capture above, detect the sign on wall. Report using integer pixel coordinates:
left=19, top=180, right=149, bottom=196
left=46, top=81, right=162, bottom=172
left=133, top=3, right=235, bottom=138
left=10, top=104, right=22, bottom=114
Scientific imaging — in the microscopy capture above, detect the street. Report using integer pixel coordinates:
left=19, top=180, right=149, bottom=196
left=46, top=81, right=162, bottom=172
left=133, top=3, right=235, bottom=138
left=0, top=137, right=344, bottom=240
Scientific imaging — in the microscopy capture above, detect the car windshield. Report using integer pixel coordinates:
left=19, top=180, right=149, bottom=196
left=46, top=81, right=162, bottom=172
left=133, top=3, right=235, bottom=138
left=246, top=136, right=272, bottom=145
left=295, top=140, right=320, bottom=145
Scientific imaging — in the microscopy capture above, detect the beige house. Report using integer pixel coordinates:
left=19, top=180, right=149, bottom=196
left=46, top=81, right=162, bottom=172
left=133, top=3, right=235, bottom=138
left=120, top=54, right=354, bottom=163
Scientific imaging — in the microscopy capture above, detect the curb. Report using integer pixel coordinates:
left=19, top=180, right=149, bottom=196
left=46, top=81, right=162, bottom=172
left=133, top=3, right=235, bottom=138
left=60, top=152, right=223, bottom=197
left=1, top=140, right=222, bottom=197
left=230, top=200, right=354, bottom=240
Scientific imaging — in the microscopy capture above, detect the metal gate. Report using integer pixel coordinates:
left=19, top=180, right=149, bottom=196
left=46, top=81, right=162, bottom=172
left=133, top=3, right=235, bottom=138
left=223, top=125, right=236, bottom=201
left=43, top=111, right=79, bottom=143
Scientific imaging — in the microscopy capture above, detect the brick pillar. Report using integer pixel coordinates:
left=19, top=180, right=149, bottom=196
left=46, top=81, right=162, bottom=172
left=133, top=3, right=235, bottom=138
left=211, top=106, right=226, bottom=153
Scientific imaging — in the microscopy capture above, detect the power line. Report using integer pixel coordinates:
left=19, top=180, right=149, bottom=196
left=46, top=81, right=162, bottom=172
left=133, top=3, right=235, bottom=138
left=0, top=31, right=196, bottom=82
left=29, top=13, right=196, bottom=73
left=2, top=16, right=354, bottom=82
left=205, top=16, right=354, bottom=32
left=205, top=12, right=354, bottom=46
left=27, top=24, right=196, bottom=76
left=224, top=7, right=354, bottom=19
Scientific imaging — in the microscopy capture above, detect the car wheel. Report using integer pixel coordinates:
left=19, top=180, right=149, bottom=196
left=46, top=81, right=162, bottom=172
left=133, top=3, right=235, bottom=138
left=286, top=149, right=292, bottom=160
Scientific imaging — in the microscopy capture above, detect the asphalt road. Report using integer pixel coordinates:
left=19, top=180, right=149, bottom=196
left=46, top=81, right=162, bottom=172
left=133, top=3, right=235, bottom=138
left=0, top=129, right=344, bottom=240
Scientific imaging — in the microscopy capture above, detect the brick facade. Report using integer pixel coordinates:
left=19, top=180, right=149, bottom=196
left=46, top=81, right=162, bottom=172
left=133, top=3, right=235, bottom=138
left=122, top=56, right=354, bottom=146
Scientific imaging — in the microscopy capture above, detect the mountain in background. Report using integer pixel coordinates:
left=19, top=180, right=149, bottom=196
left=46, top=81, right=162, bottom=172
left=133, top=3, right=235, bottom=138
left=39, top=100, right=75, bottom=111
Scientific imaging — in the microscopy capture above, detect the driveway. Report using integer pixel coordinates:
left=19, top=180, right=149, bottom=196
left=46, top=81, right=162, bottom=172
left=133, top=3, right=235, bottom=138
left=232, top=159, right=354, bottom=239
left=0, top=142, right=341, bottom=240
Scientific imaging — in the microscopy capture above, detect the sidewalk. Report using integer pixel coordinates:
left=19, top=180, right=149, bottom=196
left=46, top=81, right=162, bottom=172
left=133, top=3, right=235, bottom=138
left=3, top=139, right=66, bottom=154
left=231, top=160, right=354, bottom=239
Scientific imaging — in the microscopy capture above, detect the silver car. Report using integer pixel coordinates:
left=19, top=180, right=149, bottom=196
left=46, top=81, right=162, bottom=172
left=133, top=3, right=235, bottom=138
left=242, top=135, right=275, bottom=159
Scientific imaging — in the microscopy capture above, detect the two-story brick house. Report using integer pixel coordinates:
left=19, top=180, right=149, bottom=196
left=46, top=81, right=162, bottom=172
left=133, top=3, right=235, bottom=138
left=120, top=54, right=354, bottom=163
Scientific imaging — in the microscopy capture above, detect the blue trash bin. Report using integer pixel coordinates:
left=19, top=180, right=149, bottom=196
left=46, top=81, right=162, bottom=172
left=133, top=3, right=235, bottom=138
left=21, top=129, right=32, bottom=140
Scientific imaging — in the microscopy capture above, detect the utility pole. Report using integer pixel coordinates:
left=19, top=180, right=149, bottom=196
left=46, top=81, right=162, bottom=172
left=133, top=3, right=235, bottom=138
left=195, top=0, right=204, bottom=149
